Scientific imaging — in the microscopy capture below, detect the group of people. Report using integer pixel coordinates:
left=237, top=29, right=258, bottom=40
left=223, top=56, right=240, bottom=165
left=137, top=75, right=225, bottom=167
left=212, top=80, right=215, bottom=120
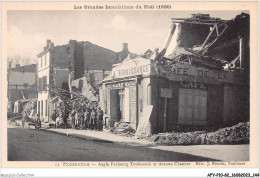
left=52, top=100, right=104, bottom=131
left=69, top=106, right=104, bottom=131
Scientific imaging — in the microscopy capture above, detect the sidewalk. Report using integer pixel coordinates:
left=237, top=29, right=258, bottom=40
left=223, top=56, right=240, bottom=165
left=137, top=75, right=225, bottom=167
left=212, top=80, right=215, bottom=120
left=42, top=127, right=154, bottom=146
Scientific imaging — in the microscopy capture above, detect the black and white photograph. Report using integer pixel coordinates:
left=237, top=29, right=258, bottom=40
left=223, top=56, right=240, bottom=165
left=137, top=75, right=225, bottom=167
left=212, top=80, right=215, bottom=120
left=1, top=1, right=259, bottom=177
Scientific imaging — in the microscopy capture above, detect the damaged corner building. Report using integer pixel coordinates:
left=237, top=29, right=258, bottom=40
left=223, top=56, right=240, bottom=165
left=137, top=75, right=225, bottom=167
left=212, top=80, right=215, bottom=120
left=99, top=13, right=250, bottom=137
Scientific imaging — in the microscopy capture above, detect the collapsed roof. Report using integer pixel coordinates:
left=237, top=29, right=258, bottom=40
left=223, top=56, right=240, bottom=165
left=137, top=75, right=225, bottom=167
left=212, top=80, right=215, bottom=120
left=102, top=13, right=249, bottom=83
left=163, top=13, right=250, bottom=71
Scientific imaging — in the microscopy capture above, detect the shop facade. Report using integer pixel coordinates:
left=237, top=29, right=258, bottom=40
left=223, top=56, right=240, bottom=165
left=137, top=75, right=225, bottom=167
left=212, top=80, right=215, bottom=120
left=100, top=58, right=249, bottom=135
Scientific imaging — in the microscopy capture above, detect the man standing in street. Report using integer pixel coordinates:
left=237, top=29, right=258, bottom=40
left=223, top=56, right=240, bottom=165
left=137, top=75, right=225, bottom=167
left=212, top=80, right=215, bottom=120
left=80, top=109, right=85, bottom=130
left=52, top=109, right=58, bottom=127
left=97, top=107, right=104, bottom=131
left=90, top=108, right=96, bottom=130
left=84, top=106, right=90, bottom=130
left=21, top=110, right=27, bottom=128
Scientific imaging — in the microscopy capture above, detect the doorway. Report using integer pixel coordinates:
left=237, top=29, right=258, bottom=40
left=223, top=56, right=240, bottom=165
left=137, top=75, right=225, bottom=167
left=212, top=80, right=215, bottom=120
left=118, top=88, right=130, bottom=122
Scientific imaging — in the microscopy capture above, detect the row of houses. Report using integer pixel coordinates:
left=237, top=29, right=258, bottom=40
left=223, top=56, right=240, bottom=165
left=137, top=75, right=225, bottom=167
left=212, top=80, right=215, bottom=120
left=8, top=39, right=129, bottom=117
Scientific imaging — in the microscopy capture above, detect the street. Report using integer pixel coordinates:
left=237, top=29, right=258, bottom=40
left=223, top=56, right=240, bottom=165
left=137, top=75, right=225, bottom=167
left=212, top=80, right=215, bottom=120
left=8, top=128, right=218, bottom=161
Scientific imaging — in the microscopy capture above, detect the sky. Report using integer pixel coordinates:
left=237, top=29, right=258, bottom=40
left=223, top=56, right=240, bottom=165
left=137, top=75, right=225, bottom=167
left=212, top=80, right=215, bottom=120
left=7, top=10, right=247, bottom=61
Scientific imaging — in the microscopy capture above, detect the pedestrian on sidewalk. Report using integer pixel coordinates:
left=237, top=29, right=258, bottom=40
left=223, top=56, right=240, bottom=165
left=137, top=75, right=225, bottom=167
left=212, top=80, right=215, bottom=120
left=90, top=109, right=96, bottom=130
left=56, top=108, right=64, bottom=128
left=35, top=114, right=41, bottom=130
left=63, top=109, right=68, bottom=129
left=97, top=107, right=104, bottom=131
left=75, top=110, right=79, bottom=129
left=84, top=106, right=90, bottom=130
left=52, top=109, right=58, bottom=123
left=70, top=110, right=76, bottom=129
left=80, top=109, right=85, bottom=130
left=21, top=110, right=27, bottom=128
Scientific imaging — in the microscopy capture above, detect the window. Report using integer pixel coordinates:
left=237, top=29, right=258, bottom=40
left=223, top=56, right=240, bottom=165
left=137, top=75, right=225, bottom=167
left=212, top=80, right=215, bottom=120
left=42, top=76, right=47, bottom=91
left=41, top=100, right=43, bottom=116
left=45, top=100, right=48, bottom=116
left=45, top=54, right=46, bottom=66
left=178, top=89, right=207, bottom=125
left=38, top=78, right=42, bottom=92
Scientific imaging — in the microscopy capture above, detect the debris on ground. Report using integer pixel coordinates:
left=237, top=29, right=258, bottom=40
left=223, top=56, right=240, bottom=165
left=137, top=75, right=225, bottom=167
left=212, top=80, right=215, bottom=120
left=23, top=98, right=37, bottom=112
left=111, top=122, right=135, bottom=137
left=150, top=122, right=249, bottom=145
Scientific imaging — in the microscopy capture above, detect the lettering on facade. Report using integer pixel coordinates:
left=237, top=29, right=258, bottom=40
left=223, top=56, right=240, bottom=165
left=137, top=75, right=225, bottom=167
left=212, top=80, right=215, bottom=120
left=217, top=72, right=228, bottom=80
left=171, top=65, right=229, bottom=82
left=171, top=67, right=188, bottom=75
left=180, top=81, right=207, bottom=89
left=113, top=64, right=150, bottom=78
left=112, top=82, right=129, bottom=89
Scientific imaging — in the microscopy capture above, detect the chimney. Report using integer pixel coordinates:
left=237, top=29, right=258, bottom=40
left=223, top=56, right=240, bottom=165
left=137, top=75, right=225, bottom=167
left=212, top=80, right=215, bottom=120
left=50, top=42, right=54, bottom=49
left=47, top=39, right=51, bottom=49
left=122, top=43, right=128, bottom=52
left=16, top=64, right=20, bottom=68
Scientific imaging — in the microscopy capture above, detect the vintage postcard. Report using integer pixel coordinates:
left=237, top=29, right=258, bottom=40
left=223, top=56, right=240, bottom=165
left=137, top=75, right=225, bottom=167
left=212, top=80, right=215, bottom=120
left=1, top=1, right=259, bottom=177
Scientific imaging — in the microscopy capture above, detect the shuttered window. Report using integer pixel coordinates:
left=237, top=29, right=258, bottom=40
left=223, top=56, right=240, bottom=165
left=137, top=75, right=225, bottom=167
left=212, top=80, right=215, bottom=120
left=178, top=88, right=207, bottom=125
left=38, top=78, right=42, bottom=92
left=43, top=76, right=47, bottom=91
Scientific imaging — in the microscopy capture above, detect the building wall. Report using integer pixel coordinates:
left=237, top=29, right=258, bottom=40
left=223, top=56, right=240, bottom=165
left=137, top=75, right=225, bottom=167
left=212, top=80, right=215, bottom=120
left=54, top=68, right=70, bottom=89
left=51, top=44, right=73, bottom=69
left=73, top=42, right=84, bottom=80
left=37, top=51, right=50, bottom=122
left=37, top=66, right=50, bottom=122
left=150, top=77, right=178, bottom=133
left=223, top=85, right=249, bottom=126
left=83, top=42, right=118, bottom=71
left=8, top=71, right=36, bottom=89
left=207, top=84, right=224, bottom=128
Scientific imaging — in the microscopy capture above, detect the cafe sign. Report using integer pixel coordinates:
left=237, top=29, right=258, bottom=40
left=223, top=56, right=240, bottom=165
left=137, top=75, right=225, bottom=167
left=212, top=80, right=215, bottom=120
left=111, top=58, right=152, bottom=79
left=166, top=63, right=245, bottom=84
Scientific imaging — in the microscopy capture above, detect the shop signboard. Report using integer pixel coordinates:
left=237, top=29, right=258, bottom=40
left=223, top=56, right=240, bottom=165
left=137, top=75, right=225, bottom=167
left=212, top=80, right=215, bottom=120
left=160, top=88, right=172, bottom=98
left=111, top=58, right=152, bottom=79
left=166, top=63, right=246, bottom=84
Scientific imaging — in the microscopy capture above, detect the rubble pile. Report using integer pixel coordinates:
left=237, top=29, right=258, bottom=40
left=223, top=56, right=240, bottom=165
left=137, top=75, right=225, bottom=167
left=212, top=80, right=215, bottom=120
left=159, top=54, right=224, bottom=71
left=111, top=122, right=135, bottom=137
left=150, top=122, right=249, bottom=145
left=23, top=98, right=37, bottom=112
left=206, top=122, right=249, bottom=144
